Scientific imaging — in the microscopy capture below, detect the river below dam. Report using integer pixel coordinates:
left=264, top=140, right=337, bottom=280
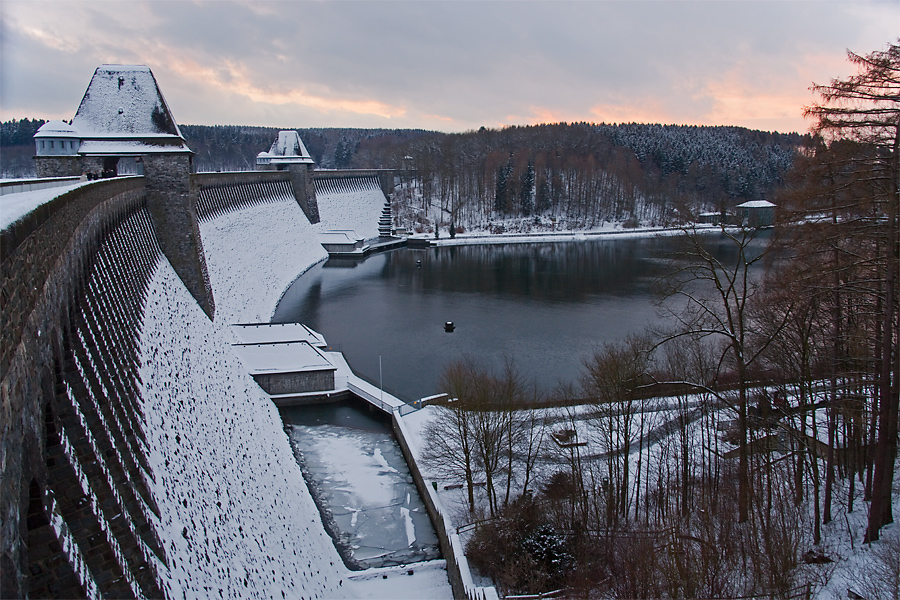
left=281, top=401, right=440, bottom=569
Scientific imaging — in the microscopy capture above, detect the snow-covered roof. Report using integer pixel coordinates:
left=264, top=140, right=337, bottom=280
left=69, top=65, right=190, bottom=154
left=231, top=323, right=327, bottom=347
left=33, top=120, right=78, bottom=137
left=736, top=200, right=776, bottom=209
left=257, top=130, right=314, bottom=164
left=232, top=342, right=336, bottom=375
left=77, top=140, right=190, bottom=154
left=318, top=230, right=361, bottom=244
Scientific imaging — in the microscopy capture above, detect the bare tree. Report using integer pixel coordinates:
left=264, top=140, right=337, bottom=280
left=582, top=335, right=653, bottom=526
left=658, top=224, right=791, bottom=523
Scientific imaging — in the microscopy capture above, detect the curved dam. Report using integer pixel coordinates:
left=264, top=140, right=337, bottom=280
left=1, top=172, right=446, bottom=598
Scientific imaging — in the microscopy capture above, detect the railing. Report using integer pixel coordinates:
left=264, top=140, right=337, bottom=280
left=347, top=381, right=401, bottom=415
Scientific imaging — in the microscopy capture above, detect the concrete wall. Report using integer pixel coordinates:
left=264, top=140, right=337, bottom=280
left=1, top=178, right=166, bottom=598
left=253, top=370, right=336, bottom=395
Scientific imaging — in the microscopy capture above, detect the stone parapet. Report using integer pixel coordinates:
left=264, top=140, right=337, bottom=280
left=1, top=180, right=164, bottom=598
left=1, top=177, right=144, bottom=380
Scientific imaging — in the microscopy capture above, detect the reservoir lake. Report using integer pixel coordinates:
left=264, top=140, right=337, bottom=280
left=273, top=235, right=725, bottom=401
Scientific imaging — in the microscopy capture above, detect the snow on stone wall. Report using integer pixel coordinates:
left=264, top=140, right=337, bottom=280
left=314, top=179, right=385, bottom=240
left=199, top=197, right=327, bottom=324
left=139, top=259, right=347, bottom=599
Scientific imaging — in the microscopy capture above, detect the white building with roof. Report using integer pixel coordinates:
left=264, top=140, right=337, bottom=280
left=34, top=65, right=192, bottom=178
left=257, top=130, right=315, bottom=169
left=736, top=200, right=776, bottom=227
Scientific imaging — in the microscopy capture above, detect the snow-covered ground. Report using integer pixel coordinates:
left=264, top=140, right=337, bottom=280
left=403, top=396, right=898, bottom=599
left=426, top=224, right=696, bottom=246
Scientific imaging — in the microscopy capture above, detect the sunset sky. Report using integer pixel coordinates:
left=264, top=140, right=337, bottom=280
left=1, top=0, right=896, bottom=134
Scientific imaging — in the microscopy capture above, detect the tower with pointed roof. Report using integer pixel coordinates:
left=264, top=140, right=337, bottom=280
left=33, top=65, right=214, bottom=317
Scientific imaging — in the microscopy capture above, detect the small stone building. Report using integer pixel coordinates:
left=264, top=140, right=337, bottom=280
left=34, top=65, right=192, bottom=178
left=232, top=341, right=337, bottom=395
left=736, top=200, right=776, bottom=227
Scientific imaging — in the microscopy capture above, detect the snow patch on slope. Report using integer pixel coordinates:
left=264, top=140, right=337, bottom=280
left=199, top=197, right=327, bottom=324
left=138, top=259, right=346, bottom=599
left=314, top=188, right=384, bottom=240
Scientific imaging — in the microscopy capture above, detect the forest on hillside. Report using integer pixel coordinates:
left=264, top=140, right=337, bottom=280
left=2, top=118, right=807, bottom=230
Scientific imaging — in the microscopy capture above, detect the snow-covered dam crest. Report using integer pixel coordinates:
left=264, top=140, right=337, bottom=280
left=0, top=172, right=404, bottom=598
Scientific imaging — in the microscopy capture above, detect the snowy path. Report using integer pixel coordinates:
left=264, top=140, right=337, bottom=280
left=1, top=179, right=94, bottom=229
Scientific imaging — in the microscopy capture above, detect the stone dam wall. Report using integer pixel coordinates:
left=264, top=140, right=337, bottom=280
left=1, top=178, right=164, bottom=597
left=1, top=171, right=347, bottom=599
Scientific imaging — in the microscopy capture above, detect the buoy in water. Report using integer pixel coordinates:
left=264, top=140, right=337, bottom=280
left=444, top=321, right=455, bottom=332
left=417, top=260, right=422, bottom=268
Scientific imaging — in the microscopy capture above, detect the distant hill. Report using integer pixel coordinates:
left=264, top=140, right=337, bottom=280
left=2, top=119, right=808, bottom=227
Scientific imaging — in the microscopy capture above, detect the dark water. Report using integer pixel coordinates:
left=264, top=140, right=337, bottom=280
left=273, top=234, right=769, bottom=401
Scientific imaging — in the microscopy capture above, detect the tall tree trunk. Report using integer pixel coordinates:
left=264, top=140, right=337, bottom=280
left=866, top=149, right=899, bottom=542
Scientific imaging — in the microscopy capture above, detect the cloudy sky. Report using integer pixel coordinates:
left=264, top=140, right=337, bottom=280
left=1, top=1, right=896, bottom=134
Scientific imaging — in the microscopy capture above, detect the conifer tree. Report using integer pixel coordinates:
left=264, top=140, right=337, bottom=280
left=804, top=41, right=899, bottom=542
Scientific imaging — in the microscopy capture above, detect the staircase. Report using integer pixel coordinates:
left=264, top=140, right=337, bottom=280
left=378, top=200, right=393, bottom=238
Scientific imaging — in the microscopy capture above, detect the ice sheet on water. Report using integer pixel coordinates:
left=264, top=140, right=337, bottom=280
left=287, top=422, right=439, bottom=569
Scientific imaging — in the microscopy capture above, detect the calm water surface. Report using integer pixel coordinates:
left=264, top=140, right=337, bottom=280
left=273, top=236, right=722, bottom=400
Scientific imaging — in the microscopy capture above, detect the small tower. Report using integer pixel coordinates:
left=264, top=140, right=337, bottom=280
left=256, top=130, right=315, bottom=170
left=34, top=65, right=213, bottom=318
left=256, top=130, right=320, bottom=224
left=378, top=199, right=393, bottom=238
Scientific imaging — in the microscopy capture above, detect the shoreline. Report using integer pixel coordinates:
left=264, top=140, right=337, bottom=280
left=413, top=223, right=719, bottom=247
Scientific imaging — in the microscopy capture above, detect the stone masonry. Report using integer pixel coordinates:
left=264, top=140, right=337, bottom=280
left=1, top=178, right=165, bottom=598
